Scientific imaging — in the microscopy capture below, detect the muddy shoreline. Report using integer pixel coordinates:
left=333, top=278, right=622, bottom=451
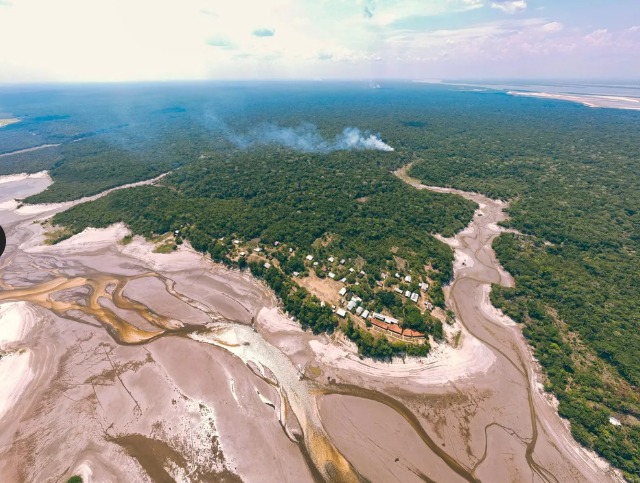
left=0, top=171, right=623, bottom=482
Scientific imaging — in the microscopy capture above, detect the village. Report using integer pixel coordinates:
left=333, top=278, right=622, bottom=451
left=208, top=233, right=446, bottom=346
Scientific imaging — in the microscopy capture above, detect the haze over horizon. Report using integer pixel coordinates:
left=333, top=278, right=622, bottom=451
left=0, top=0, right=638, bottom=84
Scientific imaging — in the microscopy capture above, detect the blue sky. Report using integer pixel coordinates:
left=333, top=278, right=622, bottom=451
left=0, top=0, right=638, bottom=82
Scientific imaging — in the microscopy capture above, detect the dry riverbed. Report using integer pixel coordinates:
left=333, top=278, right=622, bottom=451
left=0, top=170, right=624, bottom=482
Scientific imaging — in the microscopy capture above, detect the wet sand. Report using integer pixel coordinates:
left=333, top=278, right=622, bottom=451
left=0, top=170, right=625, bottom=482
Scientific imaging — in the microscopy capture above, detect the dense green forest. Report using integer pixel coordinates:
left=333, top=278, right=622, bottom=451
left=51, top=145, right=475, bottom=360
left=3, top=82, right=638, bottom=478
left=408, top=97, right=640, bottom=480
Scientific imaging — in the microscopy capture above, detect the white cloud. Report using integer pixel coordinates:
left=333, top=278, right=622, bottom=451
left=0, top=0, right=638, bottom=82
left=491, top=0, right=527, bottom=14
left=541, top=21, right=563, bottom=33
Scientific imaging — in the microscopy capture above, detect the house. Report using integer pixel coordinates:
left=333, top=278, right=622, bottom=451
left=306, top=255, right=314, bottom=261
left=254, top=247, right=262, bottom=252
left=289, top=247, right=294, bottom=253
left=355, top=306, right=364, bottom=315
left=361, top=310, right=370, bottom=319
left=381, top=273, right=388, bottom=279
left=402, top=328, right=425, bottom=338
left=338, top=287, right=347, bottom=296
left=359, top=270, right=366, bottom=276
left=233, top=239, right=240, bottom=244
left=340, top=277, right=347, bottom=283
left=371, top=312, right=397, bottom=324
left=421, top=282, right=429, bottom=291
left=328, top=272, right=336, bottom=279
left=336, top=308, right=347, bottom=318
left=239, top=251, right=246, bottom=257
left=395, top=273, right=401, bottom=278
left=426, top=302, right=434, bottom=310
left=328, top=257, right=335, bottom=263
left=293, top=271, right=300, bottom=277
left=313, top=261, right=319, bottom=266
left=347, top=300, right=357, bottom=311
left=404, top=275, right=412, bottom=283
left=264, top=262, right=271, bottom=269
left=405, top=290, right=411, bottom=298
left=394, top=287, right=403, bottom=294
left=349, top=268, right=355, bottom=273
left=340, top=259, right=346, bottom=265
left=410, top=292, right=419, bottom=302
left=274, top=241, right=280, bottom=246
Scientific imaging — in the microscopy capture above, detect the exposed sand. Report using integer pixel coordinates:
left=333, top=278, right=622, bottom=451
left=508, top=90, right=640, bottom=110
left=388, top=165, right=624, bottom=482
left=0, top=144, right=60, bottom=157
left=0, top=118, right=19, bottom=128
left=0, top=165, right=625, bottom=482
left=0, top=171, right=50, bottom=185
left=0, top=302, right=38, bottom=420
left=308, top=330, right=495, bottom=387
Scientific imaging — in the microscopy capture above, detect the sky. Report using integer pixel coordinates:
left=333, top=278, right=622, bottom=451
left=0, top=0, right=638, bottom=83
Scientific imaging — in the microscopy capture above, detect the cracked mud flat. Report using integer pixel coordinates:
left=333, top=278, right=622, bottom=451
left=0, top=171, right=624, bottom=482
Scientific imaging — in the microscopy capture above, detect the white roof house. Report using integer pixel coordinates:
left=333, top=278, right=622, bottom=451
left=404, top=275, right=412, bottom=283
left=394, top=287, right=403, bottom=294
left=328, top=257, right=335, bottom=263
left=347, top=300, right=357, bottom=311
left=254, top=247, right=262, bottom=252
left=328, top=272, right=336, bottom=279
left=410, top=292, right=419, bottom=302
left=355, top=306, right=364, bottom=315
left=264, top=262, right=271, bottom=269
left=340, top=259, right=346, bottom=265
left=405, top=290, right=411, bottom=298
left=372, top=312, right=399, bottom=324
left=313, top=261, right=319, bottom=266
left=349, top=268, right=355, bottom=273
left=306, top=255, right=314, bottom=261
left=336, top=308, right=347, bottom=318
left=338, top=287, right=347, bottom=296
left=340, top=277, right=347, bottom=283
left=293, top=271, right=300, bottom=277
left=361, top=310, right=370, bottom=319
left=421, top=282, right=429, bottom=291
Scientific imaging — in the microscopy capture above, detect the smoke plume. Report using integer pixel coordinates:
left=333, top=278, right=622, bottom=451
left=229, top=123, right=394, bottom=153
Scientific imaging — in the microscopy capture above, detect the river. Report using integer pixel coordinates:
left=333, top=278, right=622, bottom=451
left=0, top=169, right=623, bottom=482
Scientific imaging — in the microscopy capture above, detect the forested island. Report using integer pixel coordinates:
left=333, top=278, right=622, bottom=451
left=2, top=82, right=638, bottom=479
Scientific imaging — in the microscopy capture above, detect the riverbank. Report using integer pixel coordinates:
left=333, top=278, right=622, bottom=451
left=0, top=167, right=624, bottom=482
